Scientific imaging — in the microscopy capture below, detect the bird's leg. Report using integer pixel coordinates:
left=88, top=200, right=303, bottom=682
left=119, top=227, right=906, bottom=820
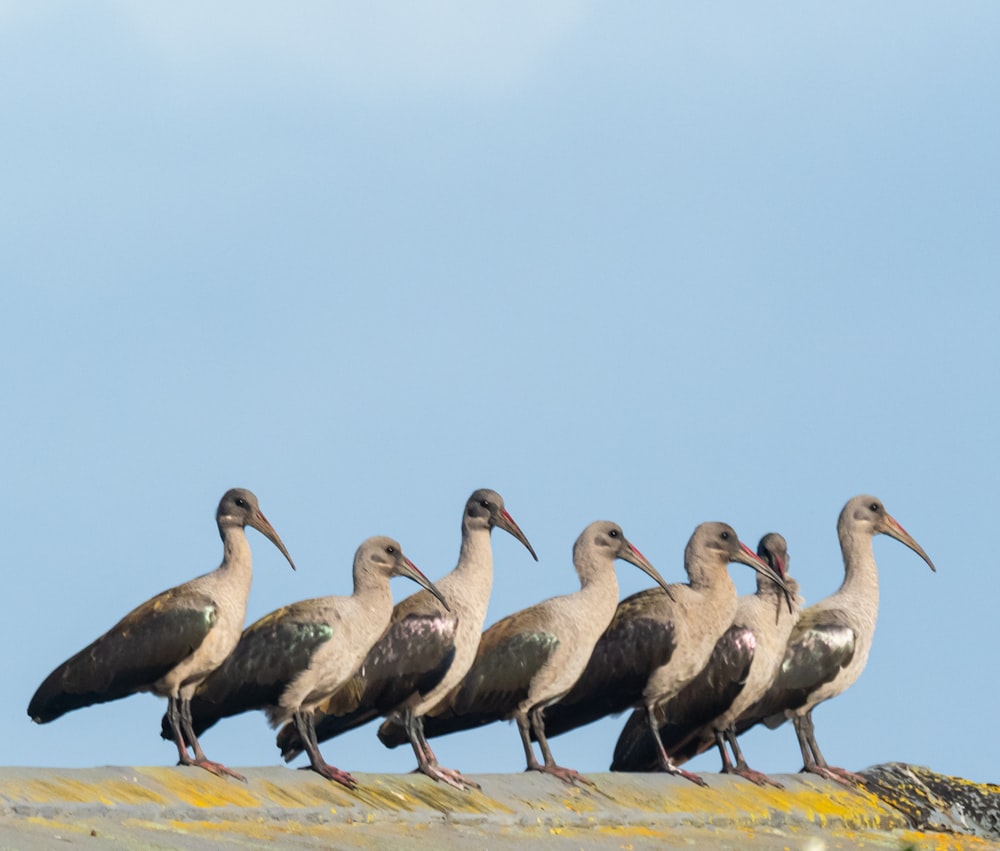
left=529, top=707, right=592, bottom=786
left=725, top=728, right=783, bottom=789
left=293, top=711, right=357, bottom=789
left=166, top=697, right=193, bottom=763
left=714, top=729, right=737, bottom=773
left=795, top=712, right=863, bottom=786
left=174, top=697, right=246, bottom=782
left=406, top=713, right=479, bottom=791
left=647, top=704, right=707, bottom=787
left=515, top=709, right=544, bottom=772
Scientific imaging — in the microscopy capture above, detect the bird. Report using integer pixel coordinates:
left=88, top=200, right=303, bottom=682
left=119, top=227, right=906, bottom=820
left=733, top=495, right=936, bottom=785
left=380, top=521, right=675, bottom=785
left=538, top=521, right=790, bottom=786
left=161, top=537, right=448, bottom=789
left=610, top=532, right=802, bottom=786
left=275, top=488, right=537, bottom=790
left=28, top=488, right=295, bottom=781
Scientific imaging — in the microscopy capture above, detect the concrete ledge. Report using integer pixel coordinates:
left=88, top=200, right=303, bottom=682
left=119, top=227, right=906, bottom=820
left=0, top=764, right=996, bottom=849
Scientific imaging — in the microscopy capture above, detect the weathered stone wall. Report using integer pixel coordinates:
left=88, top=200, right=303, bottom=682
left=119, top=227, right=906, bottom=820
left=0, top=764, right=996, bottom=849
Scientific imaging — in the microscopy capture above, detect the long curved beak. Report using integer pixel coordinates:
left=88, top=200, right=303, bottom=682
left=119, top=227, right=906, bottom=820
left=881, top=513, right=937, bottom=572
left=396, top=557, right=451, bottom=611
left=496, top=509, right=539, bottom=562
left=620, top=542, right=676, bottom=602
left=249, top=510, right=296, bottom=571
left=734, top=541, right=793, bottom=613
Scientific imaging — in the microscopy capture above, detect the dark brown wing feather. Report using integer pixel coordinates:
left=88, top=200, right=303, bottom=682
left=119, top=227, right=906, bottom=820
left=538, top=588, right=678, bottom=739
left=385, top=612, right=559, bottom=745
left=28, top=588, right=217, bottom=723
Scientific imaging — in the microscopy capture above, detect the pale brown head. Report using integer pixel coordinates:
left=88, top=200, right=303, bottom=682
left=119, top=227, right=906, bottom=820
left=464, top=488, right=538, bottom=561
left=217, top=488, right=296, bottom=570
left=575, top=520, right=675, bottom=600
left=840, top=495, right=936, bottom=572
left=354, top=536, right=449, bottom=610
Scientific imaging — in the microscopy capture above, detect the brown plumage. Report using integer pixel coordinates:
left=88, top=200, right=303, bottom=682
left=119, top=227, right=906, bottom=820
left=383, top=521, right=673, bottom=785
left=539, top=522, right=790, bottom=786
left=164, top=537, right=447, bottom=788
left=734, top=496, right=935, bottom=785
left=611, top=532, right=802, bottom=786
left=275, top=489, right=536, bottom=790
left=28, top=488, right=295, bottom=781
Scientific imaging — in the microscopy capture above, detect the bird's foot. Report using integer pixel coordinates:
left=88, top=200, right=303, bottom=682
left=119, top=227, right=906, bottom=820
left=182, top=757, right=247, bottom=783
left=728, top=766, right=784, bottom=789
left=418, top=762, right=480, bottom=791
left=530, top=764, right=594, bottom=787
left=309, top=762, right=358, bottom=789
left=668, top=766, right=708, bottom=787
left=802, top=764, right=864, bottom=786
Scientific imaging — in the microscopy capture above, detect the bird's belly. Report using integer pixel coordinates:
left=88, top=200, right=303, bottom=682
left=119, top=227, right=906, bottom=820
left=157, top=619, right=243, bottom=698
left=644, top=627, right=721, bottom=708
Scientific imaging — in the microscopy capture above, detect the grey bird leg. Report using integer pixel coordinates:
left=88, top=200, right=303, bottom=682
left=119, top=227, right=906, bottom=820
left=794, top=711, right=864, bottom=786
left=168, top=696, right=246, bottom=782
left=516, top=709, right=545, bottom=772
left=293, top=711, right=357, bottom=789
left=648, top=705, right=708, bottom=787
left=724, top=728, right=783, bottom=788
left=529, top=707, right=593, bottom=786
left=406, top=711, right=479, bottom=791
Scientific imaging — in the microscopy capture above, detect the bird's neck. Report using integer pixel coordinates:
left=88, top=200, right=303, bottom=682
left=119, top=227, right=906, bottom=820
left=687, top=560, right=736, bottom=600
left=220, top=526, right=253, bottom=576
left=445, top=525, right=495, bottom=607
left=577, top=559, right=620, bottom=622
left=836, top=526, right=880, bottom=605
left=353, top=575, right=394, bottom=617
left=455, top=526, right=493, bottom=575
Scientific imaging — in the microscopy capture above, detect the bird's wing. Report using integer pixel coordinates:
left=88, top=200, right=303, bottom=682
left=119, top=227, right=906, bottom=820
left=276, top=600, right=458, bottom=759
left=611, top=625, right=755, bottom=771
left=380, top=609, right=559, bottom=745
left=538, top=589, right=677, bottom=738
left=736, top=607, right=856, bottom=732
left=170, top=601, right=335, bottom=740
left=28, top=587, right=218, bottom=724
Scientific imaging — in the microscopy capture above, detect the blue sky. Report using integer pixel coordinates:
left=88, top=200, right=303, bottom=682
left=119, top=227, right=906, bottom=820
left=3, top=3, right=997, bottom=786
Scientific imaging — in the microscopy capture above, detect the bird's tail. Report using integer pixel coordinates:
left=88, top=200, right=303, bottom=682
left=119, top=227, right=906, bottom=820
left=609, top=708, right=662, bottom=772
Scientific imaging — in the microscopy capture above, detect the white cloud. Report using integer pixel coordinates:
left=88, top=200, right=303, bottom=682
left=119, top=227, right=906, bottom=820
left=111, top=1, right=591, bottom=98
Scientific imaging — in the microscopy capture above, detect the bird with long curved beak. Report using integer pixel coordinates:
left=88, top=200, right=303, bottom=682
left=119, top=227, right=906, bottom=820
left=28, top=488, right=295, bottom=781
left=537, top=521, right=791, bottom=786
left=275, top=489, right=537, bottom=791
left=165, top=536, right=446, bottom=788
left=611, top=532, right=802, bottom=786
left=735, top=495, right=935, bottom=785
left=392, top=520, right=673, bottom=785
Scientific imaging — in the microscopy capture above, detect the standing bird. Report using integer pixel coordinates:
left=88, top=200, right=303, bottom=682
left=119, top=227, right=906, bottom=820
left=540, top=522, right=790, bottom=786
left=276, top=489, right=536, bottom=789
left=734, top=496, right=936, bottom=785
left=28, top=488, right=295, bottom=780
left=382, top=521, right=674, bottom=784
left=164, top=537, right=448, bottom=789
left=611, top=533, right=802, bottom=786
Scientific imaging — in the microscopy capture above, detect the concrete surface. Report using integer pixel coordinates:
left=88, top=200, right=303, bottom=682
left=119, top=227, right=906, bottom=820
left=0, top=763, right=996, bottom=849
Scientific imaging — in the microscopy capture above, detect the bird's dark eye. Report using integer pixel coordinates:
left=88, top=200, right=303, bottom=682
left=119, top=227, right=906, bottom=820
left=386, top=546, right=395, bottom=555
left=236, top=498, right=247, bottom=508
left=480, top=500, right=490, bottom=509
left=609, top=529, right=619, bottom=538
left=870, top=502, right=880, bottom=512
left=720, top=531, right=730, bottom=540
